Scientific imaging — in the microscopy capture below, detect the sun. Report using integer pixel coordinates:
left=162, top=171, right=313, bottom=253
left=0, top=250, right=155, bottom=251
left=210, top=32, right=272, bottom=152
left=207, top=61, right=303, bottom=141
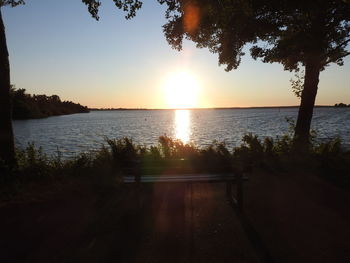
left=163, top=71, right=200, bottom=109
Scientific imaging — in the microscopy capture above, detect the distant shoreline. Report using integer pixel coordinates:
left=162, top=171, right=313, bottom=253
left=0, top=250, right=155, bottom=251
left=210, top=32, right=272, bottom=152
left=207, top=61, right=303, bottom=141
left=89, top=105, right=344, bottom=111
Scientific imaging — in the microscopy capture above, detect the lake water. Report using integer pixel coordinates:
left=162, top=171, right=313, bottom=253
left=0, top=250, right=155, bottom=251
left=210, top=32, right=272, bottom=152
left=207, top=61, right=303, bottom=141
left=13, top=108, right=350, bottom=158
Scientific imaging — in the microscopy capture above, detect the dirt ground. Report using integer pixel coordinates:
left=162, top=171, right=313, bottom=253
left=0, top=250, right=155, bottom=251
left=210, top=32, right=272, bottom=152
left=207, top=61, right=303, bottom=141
left=244, top=171, right=350, bottom=263
left=0, top=181, right=258, bottom=263
left=1, top=172, right=349, bottom=263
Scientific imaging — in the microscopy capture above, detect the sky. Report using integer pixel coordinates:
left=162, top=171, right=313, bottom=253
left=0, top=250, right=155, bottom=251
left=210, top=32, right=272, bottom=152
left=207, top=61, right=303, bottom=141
left=2, top=0, right=350, bottom=109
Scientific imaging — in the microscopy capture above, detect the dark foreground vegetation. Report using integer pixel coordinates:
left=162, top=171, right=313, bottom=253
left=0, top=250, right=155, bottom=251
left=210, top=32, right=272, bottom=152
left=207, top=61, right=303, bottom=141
left=1, top=133, right=350, bottom=198
left=1, top=134, right=350, bottom=263
left=10, top=87, right=89, bottom=120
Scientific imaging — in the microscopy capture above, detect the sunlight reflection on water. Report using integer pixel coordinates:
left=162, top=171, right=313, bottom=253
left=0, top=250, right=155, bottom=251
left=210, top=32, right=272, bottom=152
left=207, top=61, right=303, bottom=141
left=175, top=110, right=191, bottom=144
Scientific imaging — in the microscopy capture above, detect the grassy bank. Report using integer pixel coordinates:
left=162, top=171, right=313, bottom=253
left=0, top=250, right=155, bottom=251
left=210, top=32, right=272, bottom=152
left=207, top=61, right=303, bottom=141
left=1, top=133, right=350, bottom=202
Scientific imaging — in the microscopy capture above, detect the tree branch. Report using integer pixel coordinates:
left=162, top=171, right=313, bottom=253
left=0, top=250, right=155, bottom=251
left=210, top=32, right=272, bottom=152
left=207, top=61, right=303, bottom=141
left=323, top=51, right=350, bottom=66
left=322, top=37, right=350, bottom=65
left=335, top=38, right=350, bottom=49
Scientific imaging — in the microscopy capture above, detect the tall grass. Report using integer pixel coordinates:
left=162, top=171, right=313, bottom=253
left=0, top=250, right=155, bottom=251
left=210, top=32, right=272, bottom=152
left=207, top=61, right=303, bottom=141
left=1, top=134, right=349, bottom=191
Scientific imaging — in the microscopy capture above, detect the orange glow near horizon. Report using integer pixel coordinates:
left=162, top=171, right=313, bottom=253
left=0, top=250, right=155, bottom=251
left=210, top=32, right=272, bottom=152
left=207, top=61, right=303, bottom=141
left=163, top=71, right=200, bottom=109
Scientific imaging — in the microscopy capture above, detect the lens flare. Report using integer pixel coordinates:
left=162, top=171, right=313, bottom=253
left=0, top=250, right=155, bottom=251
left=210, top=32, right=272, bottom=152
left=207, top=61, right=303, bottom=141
left=183, top=4, right=200, bottom=34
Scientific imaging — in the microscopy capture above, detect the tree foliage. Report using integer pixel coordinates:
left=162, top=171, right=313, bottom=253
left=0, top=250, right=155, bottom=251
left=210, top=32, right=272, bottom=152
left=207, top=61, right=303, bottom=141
left=334, top=102, right=350, bottom=107
left=158, top=0, right=350, bottom=72
left=0, top=0, right=24, bottom=7
left=10, top=87, right=89, bottom=119
left=290, top=70, right=304, bottom=98
left=82, top=0, right=142, bottom=20
left=1, top=1, right=143, bottom=19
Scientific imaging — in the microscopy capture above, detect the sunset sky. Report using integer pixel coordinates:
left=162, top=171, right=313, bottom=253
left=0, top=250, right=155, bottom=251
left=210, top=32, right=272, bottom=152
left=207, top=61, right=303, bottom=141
left=3, top=0, right=350, bottom=109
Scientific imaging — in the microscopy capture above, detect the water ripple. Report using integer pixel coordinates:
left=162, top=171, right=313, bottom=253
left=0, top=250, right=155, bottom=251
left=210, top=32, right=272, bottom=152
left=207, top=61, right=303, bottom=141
left=13, top=108, right=350, bottom=158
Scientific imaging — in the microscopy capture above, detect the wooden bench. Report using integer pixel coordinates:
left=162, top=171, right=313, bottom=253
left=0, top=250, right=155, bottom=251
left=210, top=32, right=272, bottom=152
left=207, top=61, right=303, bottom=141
left=123, top=172, right=248, bottom=211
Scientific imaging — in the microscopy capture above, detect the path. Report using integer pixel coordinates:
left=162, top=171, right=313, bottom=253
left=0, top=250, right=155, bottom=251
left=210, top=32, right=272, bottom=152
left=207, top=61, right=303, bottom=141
left=0, top=182, right=259, bottom=263
left=132, top=183, right=258, bottom=263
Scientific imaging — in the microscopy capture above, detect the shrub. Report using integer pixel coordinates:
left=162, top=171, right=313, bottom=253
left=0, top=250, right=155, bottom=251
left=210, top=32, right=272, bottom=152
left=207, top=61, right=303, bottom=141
left=1, top=134, right=348, bottom=192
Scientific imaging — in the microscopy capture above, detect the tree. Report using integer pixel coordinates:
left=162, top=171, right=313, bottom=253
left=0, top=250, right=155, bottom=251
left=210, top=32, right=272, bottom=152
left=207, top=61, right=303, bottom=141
left=0, top=0, right=142, bottom=169
left=158, top=0, right=350, bottom=147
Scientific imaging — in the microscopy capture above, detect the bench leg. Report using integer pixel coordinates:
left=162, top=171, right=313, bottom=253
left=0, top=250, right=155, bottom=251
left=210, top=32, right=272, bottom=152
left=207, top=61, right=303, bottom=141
left=226, top=173, right=244, bottom=212
left=226, top=181, right=232, bottom=201
left=237, top=174, right=243, bottom=212
left=134, top=173, right=142, bottom=208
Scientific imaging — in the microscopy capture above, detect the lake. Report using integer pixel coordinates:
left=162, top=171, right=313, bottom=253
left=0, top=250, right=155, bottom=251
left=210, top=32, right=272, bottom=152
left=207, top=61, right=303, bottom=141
left=13, top=107, right=350, bottom=158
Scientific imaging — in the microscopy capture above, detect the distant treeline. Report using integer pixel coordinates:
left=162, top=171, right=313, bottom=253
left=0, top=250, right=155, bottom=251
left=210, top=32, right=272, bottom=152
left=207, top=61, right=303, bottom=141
left=11, top=88, right=89, bottom=119
left=334, top=103, right=350, bottom=107
left=90, top=108, right=147, bottom=111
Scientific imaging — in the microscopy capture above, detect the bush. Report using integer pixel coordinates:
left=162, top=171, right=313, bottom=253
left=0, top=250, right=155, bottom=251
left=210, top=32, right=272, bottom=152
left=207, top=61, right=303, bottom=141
left=2, top=134, right=349, bottom=191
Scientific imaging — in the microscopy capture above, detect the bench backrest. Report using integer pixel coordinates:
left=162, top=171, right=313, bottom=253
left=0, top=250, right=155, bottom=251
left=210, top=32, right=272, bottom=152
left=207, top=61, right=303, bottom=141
left=123, top=173, right=247, bottom=183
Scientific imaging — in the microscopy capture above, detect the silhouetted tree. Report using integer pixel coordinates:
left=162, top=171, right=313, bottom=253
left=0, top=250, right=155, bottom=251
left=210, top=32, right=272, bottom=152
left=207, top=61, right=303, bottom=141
left=334, top=103, right=349, bottom=107
left=10, top=88, right=89, bottom=119
left=0, top=0, right=142, bottom=169
left=0, top=1, right=22, bottom=168
left=159, top=0, right=350, bottom=148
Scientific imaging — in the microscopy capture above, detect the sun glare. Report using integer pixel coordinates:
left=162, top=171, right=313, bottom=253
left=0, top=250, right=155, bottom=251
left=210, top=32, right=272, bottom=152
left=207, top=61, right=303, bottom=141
left=163, top=71, right=200, bottom=109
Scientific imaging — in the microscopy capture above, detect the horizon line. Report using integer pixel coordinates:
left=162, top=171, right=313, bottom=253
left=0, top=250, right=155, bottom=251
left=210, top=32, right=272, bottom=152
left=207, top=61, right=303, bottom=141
left=89, top=105, right=342, bottom=111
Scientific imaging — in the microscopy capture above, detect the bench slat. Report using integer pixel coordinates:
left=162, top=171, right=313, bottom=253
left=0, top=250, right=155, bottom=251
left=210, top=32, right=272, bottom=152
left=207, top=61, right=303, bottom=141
left=123, top=174, right=248, bottom=183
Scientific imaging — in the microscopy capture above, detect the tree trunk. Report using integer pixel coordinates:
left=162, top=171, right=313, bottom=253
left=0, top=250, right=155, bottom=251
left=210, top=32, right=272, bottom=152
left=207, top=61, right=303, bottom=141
left=294, top=59, right=321, bottom=148
left=0, top=8, right=16, bottom=168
